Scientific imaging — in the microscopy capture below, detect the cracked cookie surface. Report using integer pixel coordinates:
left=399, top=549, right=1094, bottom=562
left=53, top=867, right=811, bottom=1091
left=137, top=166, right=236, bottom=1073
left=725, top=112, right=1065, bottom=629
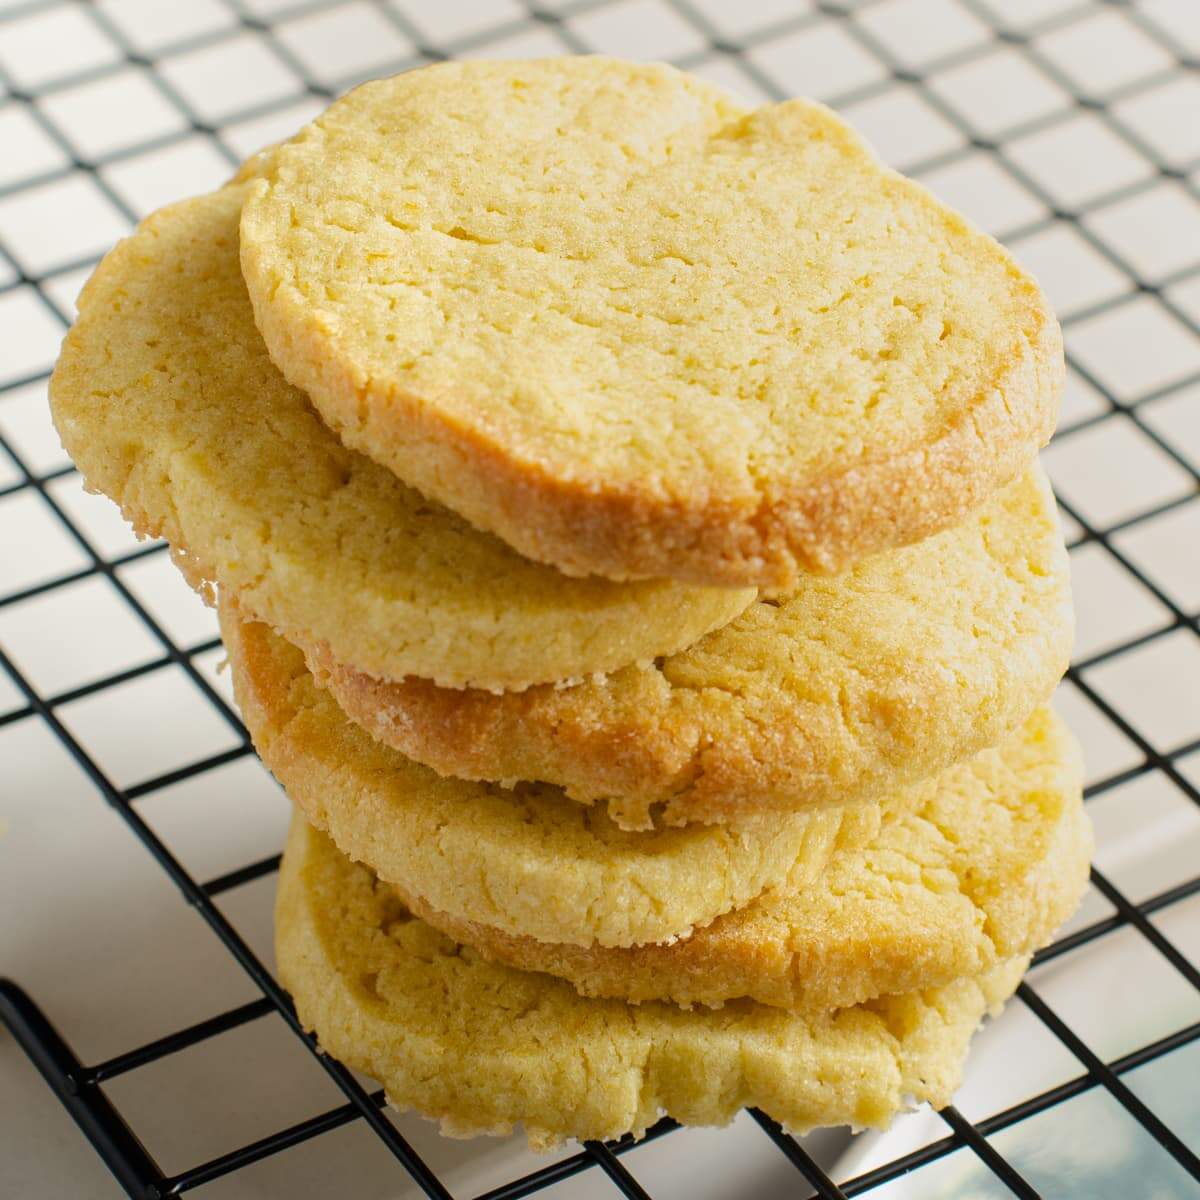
left=305, top=467, right=1071, bottom=828
left=224, top=608, right=860, bottom=949
left=240, top=57, right=1062, bottom=589
left=401, top=706, right=1090, bottom=1011
left=48, top=183, right=754, bottom=692
left=278, top=810, right=1029, bottom=1147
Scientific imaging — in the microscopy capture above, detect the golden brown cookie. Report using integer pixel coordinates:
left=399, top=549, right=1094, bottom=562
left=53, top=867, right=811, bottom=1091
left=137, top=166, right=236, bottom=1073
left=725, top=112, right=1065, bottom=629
left=224, top=609, right=862, bottom=949
left=303, top=468, right=1071, bottom=828
left=400, top=706, right=1090, bottom=1012
left=278, top=811, right=1029, bottom=1148
left=48, top=184, right=754, bottom=692
left=241, top=58, right=1061, bottom=589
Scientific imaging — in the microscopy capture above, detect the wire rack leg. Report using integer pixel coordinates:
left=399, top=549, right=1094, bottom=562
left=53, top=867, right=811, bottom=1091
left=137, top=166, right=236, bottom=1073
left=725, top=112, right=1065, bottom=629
left=0, top=979, right=166, bottom=1200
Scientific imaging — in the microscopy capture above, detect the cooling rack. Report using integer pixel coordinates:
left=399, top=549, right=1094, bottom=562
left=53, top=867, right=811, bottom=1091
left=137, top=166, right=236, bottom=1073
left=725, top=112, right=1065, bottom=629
left=1, top=0, right=1198, bottom=1196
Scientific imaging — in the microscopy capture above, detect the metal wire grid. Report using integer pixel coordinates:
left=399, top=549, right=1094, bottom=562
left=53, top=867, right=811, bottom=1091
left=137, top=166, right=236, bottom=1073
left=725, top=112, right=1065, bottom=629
left=0, top=0, right=1197, bottom=1196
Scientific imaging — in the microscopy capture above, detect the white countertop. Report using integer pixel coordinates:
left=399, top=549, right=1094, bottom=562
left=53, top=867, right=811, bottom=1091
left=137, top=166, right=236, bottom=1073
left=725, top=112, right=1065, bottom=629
left=2, top=0, right=1199, bottom=1196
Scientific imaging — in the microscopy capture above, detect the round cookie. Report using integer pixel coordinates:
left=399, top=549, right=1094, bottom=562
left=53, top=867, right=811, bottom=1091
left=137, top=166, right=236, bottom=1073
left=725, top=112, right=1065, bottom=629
left=224, top=608, right=863, bottom=949
left=48, top=184, right=754, bottom=692
left=303, top=467, right=1071, bottom=829
left=278, top=812, right=1029, bottom=1147
left=400, top=706, right=1090, bottom=1012
left=240, top=58, right=1062, bottom=591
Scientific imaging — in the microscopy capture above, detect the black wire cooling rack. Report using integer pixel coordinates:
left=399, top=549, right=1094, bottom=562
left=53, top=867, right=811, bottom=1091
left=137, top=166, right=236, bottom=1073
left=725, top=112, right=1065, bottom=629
left=1, top=1, right=1199, bottom=1197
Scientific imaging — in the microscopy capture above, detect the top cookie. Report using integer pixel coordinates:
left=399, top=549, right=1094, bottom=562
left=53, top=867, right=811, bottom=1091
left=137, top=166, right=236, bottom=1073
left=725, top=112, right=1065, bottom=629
left=240, top=58, right=1062, bottom=589
left=49, top=183, right=752, bottom=692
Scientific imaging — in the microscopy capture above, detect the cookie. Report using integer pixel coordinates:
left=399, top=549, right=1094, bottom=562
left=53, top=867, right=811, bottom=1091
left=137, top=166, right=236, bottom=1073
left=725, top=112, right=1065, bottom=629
left=240, top=58, right=1061, bottom=590
left=399, top=706, right=1090, bottom=1012
left=278, top=812, right=1027, bottom=1147
left=48, top=184, right=754, bottom=692
left=224, top=608, right=864, bottom=949
left=303, top=467, right=1071, bottom=829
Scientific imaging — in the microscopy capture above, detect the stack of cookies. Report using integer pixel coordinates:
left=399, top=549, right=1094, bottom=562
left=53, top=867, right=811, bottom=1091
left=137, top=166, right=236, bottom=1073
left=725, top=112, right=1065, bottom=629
left=50, top=58, right=1091, bottom=1148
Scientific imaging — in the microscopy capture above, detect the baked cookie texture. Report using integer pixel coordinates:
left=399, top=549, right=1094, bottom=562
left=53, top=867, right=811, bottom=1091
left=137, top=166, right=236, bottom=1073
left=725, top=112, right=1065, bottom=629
left=223, top=608, right=868, bottom=949
left=303, top=467, right=1071, bottom=828
left=399, top=706, right=1090, bottom=1012
left=278, top=812, right=1029, bottom=1148
left=240, top=57, right=1062, bottom=591
left=47, top=184, right=754, bottom=692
